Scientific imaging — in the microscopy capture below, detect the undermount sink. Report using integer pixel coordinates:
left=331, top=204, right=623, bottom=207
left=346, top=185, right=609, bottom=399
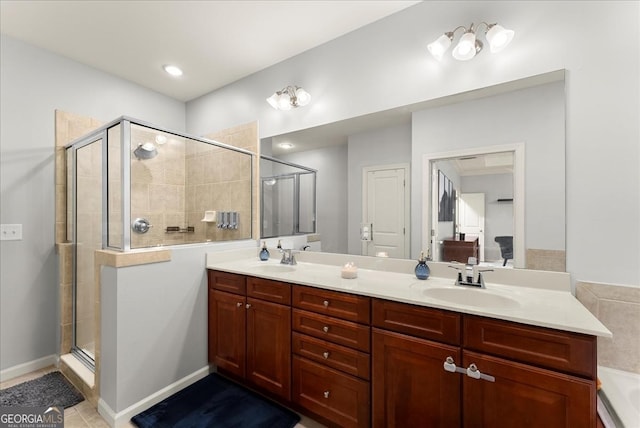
left=253, top=264, right=296, bottom=273
left=422, top=287, right=520, bottom=309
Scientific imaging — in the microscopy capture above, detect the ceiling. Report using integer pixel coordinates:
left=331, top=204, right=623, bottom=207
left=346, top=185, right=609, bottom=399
left=0, top=0, right=420, bottom=102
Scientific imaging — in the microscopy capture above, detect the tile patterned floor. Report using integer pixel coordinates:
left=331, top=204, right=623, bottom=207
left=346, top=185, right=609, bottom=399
left=1, top=366, right=325, bottom=428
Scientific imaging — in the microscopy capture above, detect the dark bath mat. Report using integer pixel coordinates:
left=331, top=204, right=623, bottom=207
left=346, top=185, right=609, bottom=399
left=131, top=373, right=300, bottom=428
left=0, top=371, right=84, bottom=408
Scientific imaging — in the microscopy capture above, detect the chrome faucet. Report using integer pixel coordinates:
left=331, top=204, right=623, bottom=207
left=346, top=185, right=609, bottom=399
left=448, top=264, right=493, bottom=288
left=280, top=249, right=297, bottom=265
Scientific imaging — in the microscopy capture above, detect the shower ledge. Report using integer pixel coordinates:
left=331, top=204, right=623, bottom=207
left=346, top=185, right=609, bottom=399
left=60, top=353, right=94, bottom=389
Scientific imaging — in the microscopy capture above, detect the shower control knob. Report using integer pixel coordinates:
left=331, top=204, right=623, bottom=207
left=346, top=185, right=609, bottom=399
left=132, top=218, right=152, bottom=234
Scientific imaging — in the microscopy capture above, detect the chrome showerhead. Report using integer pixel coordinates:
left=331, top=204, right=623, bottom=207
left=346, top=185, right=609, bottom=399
left=133, top=142, right=158, bottom=160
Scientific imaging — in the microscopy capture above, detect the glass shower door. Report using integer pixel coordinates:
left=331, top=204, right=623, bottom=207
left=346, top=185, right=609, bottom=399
left=69, top=138, right=103, bottom=369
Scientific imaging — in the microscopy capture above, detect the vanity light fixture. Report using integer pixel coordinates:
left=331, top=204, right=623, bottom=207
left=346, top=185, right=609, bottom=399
left=163, top=64, right=183, bottom=77
left=266, top=85, right=311, bottom=110
left=428, top=22, right=514, bottom=61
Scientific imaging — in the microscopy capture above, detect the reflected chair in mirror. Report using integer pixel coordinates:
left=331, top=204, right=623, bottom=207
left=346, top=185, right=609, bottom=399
left=495, top=236, right=513, bottom=266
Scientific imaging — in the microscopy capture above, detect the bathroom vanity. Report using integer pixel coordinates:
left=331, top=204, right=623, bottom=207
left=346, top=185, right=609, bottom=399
left=206, top=249, right=610, bottom=428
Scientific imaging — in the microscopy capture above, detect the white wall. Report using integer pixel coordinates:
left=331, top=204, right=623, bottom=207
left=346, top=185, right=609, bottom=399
left=187, top=1, right=639, bottom=286
left=0, top=34, right=185, bottom=371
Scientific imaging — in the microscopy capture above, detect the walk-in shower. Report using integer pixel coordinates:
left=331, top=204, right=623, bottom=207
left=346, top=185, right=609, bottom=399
left=260, top=156, right=316, bottom=238
left=64, top=117, right=254, bottom=369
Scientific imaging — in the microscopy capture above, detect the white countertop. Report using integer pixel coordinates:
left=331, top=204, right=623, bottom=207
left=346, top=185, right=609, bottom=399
left=206, top=249, right=611, bottom=338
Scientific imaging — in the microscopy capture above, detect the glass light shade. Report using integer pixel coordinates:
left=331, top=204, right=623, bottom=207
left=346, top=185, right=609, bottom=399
left=266, top=93, right=280, bottom=109
left=452, top=31, right=477, bottom=60
left=277, top=92, right=292, bottom=110
left=295, top=88, right=311, bottom=106
left=427, top=33, right=452, bottom=60
left=486, top=24, right=514, bottom=53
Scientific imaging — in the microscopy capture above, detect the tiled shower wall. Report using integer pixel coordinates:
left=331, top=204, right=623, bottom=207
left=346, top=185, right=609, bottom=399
left=576, top=281, right=640, bottom=374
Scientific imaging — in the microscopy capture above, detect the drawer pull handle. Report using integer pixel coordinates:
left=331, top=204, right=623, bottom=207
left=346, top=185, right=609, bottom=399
left=322, top=326, right=330, bottom=333
left=323, top=390, right=330, bottom=399
left=245, top=303, right=252, bottom=309
left=323, top=351, right=330, bottom=359
left=466, top=363, right=495, bottom=383
left=236, top=302, right=242, bottom=308
left=323, top=300, right=329, bottom=307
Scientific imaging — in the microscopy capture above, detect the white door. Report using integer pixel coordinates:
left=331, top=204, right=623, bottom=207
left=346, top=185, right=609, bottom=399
left=459, top=193, right=485, bottom=261
left=362, top=165, right=409, bottom=258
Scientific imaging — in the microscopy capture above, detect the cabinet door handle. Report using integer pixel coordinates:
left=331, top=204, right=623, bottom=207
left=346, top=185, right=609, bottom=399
left=323, top=351, right=330, bottom=359
left=245, top=303, right=252, bottom=309
left=323, top=300, right=329, bottom=307
left=236, top=302, right=242, bottom=308
left=443, top=356, right=466, bottom=375
left=322, top=326, right=330, bottom=333
left=323, top=391, right=330, bottom=399
left=466, top=363, right=495, bottom=382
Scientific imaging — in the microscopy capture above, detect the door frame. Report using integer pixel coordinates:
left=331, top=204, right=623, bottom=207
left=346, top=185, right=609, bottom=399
left=422, top=143, right=524, bottom=268
left=362, top=163, right=411, bottom=257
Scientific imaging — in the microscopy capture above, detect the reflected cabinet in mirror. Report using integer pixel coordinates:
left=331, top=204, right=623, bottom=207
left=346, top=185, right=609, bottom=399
left=261, top=70, right=566, bottom=272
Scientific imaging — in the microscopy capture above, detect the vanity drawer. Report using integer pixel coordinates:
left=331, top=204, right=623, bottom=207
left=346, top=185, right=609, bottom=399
left=293, top=309, right=370, bottom=352
left=293, top=332, right=370, bottom=380
left=207, top=270, right=246, bottom=295
left=463, top=315, right=597, bottom=379
left=247, top=276, right=291, bottom=305
left=372, top=298, right=461, bottom=346
left=293, top=356, right=370, bottom=428
left=293, top=285, right=370, bottom=323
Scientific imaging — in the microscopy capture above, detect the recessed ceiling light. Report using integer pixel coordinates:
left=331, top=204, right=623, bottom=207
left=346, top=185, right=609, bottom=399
left=163, top=65, right=183, bottom=77
left=278, top=143, right=294, bottom=150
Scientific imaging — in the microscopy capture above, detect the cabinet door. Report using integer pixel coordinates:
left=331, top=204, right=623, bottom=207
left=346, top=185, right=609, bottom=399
left=463, top=350, right=597, bottom=428
left=372, top=328, right=462, bottom=428
left=208, top=289, right=246, bottom=378
left=246, top=297, right=292, bottom=400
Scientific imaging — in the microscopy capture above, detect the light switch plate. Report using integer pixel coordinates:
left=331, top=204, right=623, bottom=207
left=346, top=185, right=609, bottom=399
left=1, top=224, right=23, bottom=241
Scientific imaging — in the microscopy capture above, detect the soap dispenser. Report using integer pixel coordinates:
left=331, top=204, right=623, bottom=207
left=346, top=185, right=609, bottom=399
left=414, top=251, right=430, bottom=280
left=259, top=241, right=270, bottom=261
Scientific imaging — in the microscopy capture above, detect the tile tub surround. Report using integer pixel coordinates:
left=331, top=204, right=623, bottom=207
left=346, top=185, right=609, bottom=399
left=576, top=281, right=640, bottom=374
left=206, top=248, right=611, bottom=338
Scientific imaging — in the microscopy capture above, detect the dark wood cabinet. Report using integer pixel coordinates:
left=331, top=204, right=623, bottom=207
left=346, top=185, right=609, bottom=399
left=372, top=297, right=598, bottom=428
left=208, top=271, right=291, bottom=401
left=442, top=237, right=479, bottom=263
left=462, top=350, right=596, bottom=428
left=292, top=286, right=371, bottom=428
left=372, top=328, right=461, bottom=428
left=208, top=269, right=599, bottom=427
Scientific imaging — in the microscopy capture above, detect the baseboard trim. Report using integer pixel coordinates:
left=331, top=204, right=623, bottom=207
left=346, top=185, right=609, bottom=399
left=98, top=365, right=212, bottom=427
left=0, top=354, right=58, bottom=382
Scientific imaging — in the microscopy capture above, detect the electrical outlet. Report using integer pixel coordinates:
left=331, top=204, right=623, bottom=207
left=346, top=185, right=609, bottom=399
left=1, top=224, right=22, bottom=241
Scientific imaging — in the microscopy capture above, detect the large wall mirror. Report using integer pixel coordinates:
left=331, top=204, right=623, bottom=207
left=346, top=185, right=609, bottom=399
left=261, top=70, right=566, bottom=271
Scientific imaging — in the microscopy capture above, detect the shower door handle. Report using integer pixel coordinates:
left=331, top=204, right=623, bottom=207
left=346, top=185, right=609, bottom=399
left=132, top=218, right=152, bottom=234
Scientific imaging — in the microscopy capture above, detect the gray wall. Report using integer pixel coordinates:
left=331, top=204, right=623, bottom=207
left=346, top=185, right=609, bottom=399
left=347, top=124, right=412, bottom=255
left=278, top=144, right=348, bottom=254
left=411, top=81, right=565, bottom=257
left=0, top=35, right=185, bottom=371
left=101, top=245, right=210, bottom=412
left=186, top=1, right=640, bottom=286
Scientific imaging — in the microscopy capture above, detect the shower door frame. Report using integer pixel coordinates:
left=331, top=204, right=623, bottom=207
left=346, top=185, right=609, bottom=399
left=67, top=130, right=108, bottom=371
